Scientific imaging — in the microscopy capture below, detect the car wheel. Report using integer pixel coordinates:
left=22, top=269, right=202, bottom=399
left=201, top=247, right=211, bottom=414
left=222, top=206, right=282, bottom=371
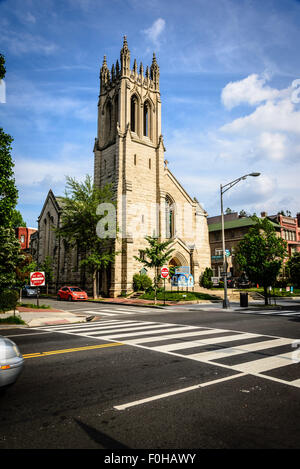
left=57, top=295, right=61, bottom=301
left=68, top=295, right=73, bottom=301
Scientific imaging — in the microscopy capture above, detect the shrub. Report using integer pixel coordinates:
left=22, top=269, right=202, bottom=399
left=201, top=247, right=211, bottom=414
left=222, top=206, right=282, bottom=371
left=133, top=273, right=153, bottom=292
left=0, top=289, right=19, bottom=313
left=201, top=267, right=213, bottom=289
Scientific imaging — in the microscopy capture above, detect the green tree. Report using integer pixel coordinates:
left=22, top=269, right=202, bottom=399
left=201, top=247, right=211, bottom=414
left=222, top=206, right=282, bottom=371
left=0, top=128, right=18, bottom=227
left=40, top=255, right=54, bottom=295
left=11, top=209, right=26, bottom=228
left=201, top=267, right=213, bottom=289
left=235, top=217, right=287, bottom=305
left=0, top=53, right=5, bottom=80
left=288, top=252, right=300, bottom=288
left=0, top=55, right=24, bottom=294
left=133, top=273, right=152, bottom=292
left=55, top=175, right=117, bottom=298
left=134, top=236, right=174, bottom=304
left=0, top=227, right=24, bottom=292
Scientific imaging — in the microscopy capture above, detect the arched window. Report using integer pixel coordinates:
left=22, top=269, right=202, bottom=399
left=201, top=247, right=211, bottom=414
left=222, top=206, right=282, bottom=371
left=114, top=94, right=119, bottom=128
left=106, top=100, right=112, bottom=141
left=143, top=101, right=150, bottom=137
left=165, top=196, right=175, bottom=238
left=131, top=95, right=138, bottom=132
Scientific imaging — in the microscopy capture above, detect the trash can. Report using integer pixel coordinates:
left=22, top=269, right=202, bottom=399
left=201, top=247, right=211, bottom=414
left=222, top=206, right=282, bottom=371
left=240, top=292, right=248, bottom=307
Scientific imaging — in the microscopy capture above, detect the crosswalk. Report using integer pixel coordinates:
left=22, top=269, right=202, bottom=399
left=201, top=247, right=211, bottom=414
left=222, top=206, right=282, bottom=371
left=39, top=319, right=300, bottom=389
left=72, top=307, right=155, bottom=317
left=178, top=305, right=300, bottom=318
left=237, top=309, right=300, bottom=318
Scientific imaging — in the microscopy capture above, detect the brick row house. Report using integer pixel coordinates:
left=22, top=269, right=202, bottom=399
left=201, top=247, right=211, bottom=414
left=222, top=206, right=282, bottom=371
left=208, top=211, right=300, bottom=281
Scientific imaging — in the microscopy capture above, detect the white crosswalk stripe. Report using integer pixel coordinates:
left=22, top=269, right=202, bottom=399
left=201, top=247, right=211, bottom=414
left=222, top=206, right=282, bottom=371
left=69, top=307, right=158, bottom=317
left=39, top=319, right=300, bottom=388
left=238, top=309, right=300, bottom=317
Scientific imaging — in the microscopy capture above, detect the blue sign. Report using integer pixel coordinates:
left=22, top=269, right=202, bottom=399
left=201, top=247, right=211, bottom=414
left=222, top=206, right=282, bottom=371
left=175, top=266, right=190, bottom=275
left=171, top=273, right=194, bottom=287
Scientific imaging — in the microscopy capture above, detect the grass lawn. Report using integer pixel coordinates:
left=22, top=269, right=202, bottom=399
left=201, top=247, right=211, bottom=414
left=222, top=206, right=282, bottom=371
left=241, top=287, right=300, bottom=297
left=140, top=290, right=221, bottom=302
left=17, top=302, right=51, bottom=309
left=0, top=314, right=26, bottom=324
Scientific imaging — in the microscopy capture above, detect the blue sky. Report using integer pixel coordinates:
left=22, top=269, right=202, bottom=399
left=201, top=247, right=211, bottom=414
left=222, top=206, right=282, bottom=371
left=1, top=0, right=300, bottom=227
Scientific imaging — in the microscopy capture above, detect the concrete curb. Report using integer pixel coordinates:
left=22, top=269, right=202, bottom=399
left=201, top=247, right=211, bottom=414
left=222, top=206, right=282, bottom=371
left=0, top=310, right=87, bottom=328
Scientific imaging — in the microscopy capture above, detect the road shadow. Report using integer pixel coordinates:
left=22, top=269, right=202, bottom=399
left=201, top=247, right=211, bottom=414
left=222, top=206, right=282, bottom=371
left=74, top=418, right=130, bottom=449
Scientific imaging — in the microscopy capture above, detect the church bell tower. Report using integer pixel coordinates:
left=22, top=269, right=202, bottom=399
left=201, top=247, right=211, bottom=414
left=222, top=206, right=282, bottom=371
left=93, top=36, right=166, bottom=297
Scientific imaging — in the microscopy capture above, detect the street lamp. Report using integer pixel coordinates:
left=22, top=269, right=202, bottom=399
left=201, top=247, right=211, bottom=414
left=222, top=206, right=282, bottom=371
left=220, top=172, right=260, bottom=309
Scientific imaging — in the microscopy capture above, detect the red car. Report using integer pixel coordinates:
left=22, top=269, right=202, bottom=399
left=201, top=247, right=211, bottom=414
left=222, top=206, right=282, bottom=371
left=57, top=286, right=88, bottom=301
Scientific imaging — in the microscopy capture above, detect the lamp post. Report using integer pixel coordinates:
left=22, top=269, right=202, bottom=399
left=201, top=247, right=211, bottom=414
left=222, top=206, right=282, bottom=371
left=220, top=172, right=260, bottom=309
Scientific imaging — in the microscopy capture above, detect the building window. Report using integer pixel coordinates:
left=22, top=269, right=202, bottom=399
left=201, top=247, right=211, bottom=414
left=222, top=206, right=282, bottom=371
left=131, top=95, right=138, bottom=132
left=20, top=235, right=25, bottom=243
left=134, top=154, right=137, bottom=165
left=143, top=101, right=150, bottom=137
left=149, top=158, right=151, bottom=169
left=165, top=196, right=175, bottom=238
left=106, top=100, right=112, bottom=141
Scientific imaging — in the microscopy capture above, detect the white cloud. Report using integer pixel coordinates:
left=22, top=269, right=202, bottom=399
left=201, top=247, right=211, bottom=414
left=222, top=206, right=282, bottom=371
left=258, top=132, right=287, bottom=160
left=15, top=143, right=93, bottom=186
left=221, top=73, right=281, bottom=110
left=142, top=18, right=166, bottom=46
left=0, top=27, right=57, bottom=55
left=220, top=74, right=300, bottom=167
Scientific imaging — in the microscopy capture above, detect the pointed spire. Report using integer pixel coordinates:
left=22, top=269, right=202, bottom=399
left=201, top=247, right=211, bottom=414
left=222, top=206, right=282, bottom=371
left=120, top=35, right=130, bottom=76
left=116, top=59, right=120, bottom=77
left=121, top=35, right=129, bottom=53
left=139, top=61, right=144, bottom=76
left=145, top=65, right=150, bottom=79
left=100, top=55, right=110, bottom=92
left=111, top=63, right=115, bottom=81
left=150, top=52, right=160, bottom=89
left=133, top=58, right=137, bottom=75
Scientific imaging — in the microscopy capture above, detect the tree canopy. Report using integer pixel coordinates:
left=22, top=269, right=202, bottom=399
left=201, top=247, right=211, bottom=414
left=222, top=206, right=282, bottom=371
left=55, top=175, right=117, bottom=298
left=288, top=252, right=300, bottom=288
left=134, top=236, right=174, bottom=303
left=235, top=216, right=287, bottom=304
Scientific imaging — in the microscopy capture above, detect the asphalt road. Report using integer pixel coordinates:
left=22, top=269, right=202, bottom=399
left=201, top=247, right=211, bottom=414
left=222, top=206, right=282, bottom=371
left=0, top=304, right=300, bottom=451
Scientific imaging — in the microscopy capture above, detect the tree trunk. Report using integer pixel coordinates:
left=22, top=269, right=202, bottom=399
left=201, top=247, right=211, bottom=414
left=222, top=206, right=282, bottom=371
left=93, top=270, right=98, bottom=299
left=263, top=285, right=268, bottom=306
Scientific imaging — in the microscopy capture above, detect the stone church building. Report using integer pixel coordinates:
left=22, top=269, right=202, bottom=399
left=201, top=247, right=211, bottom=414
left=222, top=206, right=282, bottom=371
left=33, top=37, right=211, bottom=297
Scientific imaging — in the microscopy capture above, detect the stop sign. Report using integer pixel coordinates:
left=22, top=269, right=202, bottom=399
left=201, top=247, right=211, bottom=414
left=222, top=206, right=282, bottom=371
left=161, top=267, right=169, bottom=279
left=30, top=271, right=45, bottom=287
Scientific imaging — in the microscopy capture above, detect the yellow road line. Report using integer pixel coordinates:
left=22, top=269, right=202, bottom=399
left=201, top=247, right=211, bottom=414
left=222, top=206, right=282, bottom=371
left=23, top=342, right=124, bottom=359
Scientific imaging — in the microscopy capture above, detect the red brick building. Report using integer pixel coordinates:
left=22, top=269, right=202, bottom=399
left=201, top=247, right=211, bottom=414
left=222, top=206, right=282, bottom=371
left=266, top=212, right=300, bottom=256
left=15, top=227, right=37, bottom=251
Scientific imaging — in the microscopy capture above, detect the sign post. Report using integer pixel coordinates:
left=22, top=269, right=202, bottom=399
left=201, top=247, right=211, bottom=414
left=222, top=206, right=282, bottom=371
left=30, top=271, right=45, bottom=307
left=160, top=267, right=169, bottom=305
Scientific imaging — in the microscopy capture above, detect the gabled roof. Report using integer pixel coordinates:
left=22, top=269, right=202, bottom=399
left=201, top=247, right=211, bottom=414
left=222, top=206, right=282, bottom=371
left=208, top=217, right=281, bottom=232
left=165, top=168, right=207, bottom=215
left=37, top=189, right=62, bottom=221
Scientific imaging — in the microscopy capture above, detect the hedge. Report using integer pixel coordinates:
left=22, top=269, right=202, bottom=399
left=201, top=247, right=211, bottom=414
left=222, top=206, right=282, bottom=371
left=0, top=290, right=19, bottom=313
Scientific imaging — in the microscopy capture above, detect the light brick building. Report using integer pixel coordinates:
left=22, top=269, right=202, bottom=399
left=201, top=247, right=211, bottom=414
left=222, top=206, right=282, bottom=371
left=33, top=37, right=211, bottom=296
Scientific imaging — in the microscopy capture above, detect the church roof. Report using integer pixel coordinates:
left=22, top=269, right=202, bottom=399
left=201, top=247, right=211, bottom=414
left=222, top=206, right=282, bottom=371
left=208, top=217, right=281, bottom=232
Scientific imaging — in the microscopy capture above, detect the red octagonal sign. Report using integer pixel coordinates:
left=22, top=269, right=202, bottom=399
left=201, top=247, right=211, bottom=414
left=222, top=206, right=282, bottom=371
left=30, top=271, right=45, bottom=287
left=161, top=267, right=169, bottom=279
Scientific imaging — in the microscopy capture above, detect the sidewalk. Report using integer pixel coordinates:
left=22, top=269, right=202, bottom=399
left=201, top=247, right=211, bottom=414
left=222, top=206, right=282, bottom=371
left=2, top=294, right=297, bottom=328
left=0, top=306, right=88, bottom=328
